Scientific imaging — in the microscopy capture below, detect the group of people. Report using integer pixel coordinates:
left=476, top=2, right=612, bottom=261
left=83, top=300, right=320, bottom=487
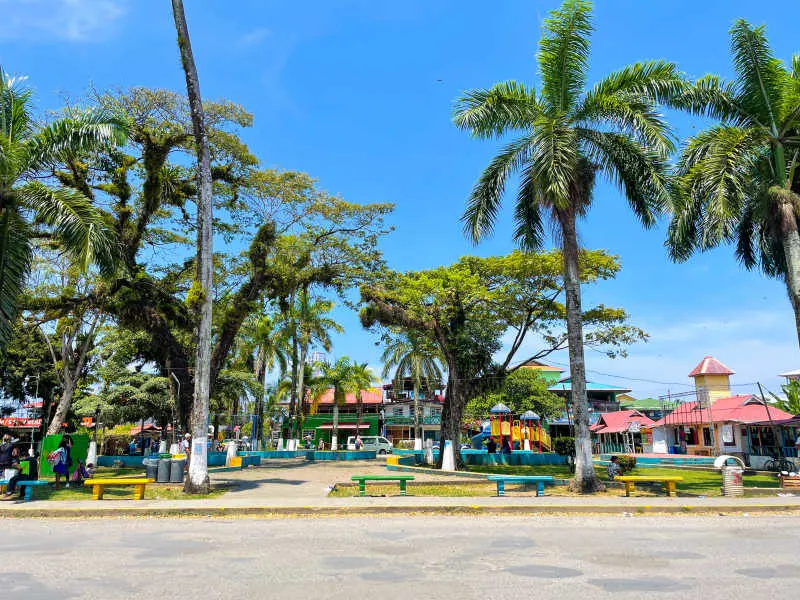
left=485, top=437, right=512, bottom=455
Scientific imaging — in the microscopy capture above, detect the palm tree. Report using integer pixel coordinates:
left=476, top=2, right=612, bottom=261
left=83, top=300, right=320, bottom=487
left=351, top=361, right=380, bottom=445
left=381, top=334, right=443, bottom=449
left=173, top=0, right=214, bottom=494
left=311, top=357, right=372, bottom=450
left=280, top=290, right=343, bottom=446
left=667, top=20, right=800, bottom=346
left=0, top=68, right=126, bottom=347
left=453, top=0, right=681, bottom=491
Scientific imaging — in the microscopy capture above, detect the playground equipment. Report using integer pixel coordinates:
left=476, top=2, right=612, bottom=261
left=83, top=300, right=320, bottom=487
left=489, top=403, right=512, bottom=449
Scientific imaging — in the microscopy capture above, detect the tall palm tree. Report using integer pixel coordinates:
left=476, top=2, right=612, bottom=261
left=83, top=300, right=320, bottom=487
left=280, top=290, right=343, bottom=445
left=453, top=0, right=681, bottom=491
left=0, top=68, right=126, bottom=347
left=311, top=357, right=372, bottom=450
left=667, top=20, right=800, bottom=346
left=351, top=361, right=380, bottom=445
left=381, top=333, right=443, bottom=449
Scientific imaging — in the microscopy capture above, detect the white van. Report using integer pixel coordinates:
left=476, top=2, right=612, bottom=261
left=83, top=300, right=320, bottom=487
left=346, top=435, right=393, bottom=454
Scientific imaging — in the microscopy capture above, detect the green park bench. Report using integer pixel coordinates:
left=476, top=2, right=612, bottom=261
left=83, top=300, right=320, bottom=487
left=350, top=475, right=415, bottom=497
left=486, top=475, right=555, bottom=497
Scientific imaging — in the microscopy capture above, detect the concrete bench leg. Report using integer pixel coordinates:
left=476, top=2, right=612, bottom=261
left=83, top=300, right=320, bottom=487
left=625, top=482, right=634, bottom=497
left=536, top=482, right=545, bottom=497
left=92, top=485, right=104, bottom=500
left=133, top=484, right=146, bottom=500
left=399, top=480, right=407, bottom=496
left=23, top=486, right=33, bottom=502
left=666, top=481, right=676, bottom=497
left=358, top=481, right=366, bottom=497
left=496, top=481, right=505, bottom=497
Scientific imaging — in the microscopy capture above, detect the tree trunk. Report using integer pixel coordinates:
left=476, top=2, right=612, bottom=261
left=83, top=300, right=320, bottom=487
left=47, top=384, right=73, bottom=435
left=294, top=342, right=307, bottom=444
left=413, top=380, right=422, bottom=450
left=558, top=209, right=602, bottom=493
left=437, top=361, right=465, bottom=470
left=173, top=0, right=213, bottom=494
left=778, top=201, right=800, bottom=348
left=331, top=403, right=339, bottom=450
left=254, top=346, right=266, bottom=448
left=286, top=312, right=298, bottom=445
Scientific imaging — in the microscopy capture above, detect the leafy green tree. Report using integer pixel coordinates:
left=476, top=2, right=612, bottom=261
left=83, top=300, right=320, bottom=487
left=362, top=249, right=645, bottom=469
left=452, top=0, right=676, bottom=490
left=463, top=370, right=563, bottom=421
left=381, top=332, right=443, bottom=446
left=0, top=67, right=126, bottom=347
left=667, top=20, right=800, bottom=346
left=771, top=380, right=800, bottom=415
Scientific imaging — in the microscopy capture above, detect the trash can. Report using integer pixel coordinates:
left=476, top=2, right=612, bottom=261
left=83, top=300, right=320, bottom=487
left=157, top=458, right=171, bottom=483
left=170, top=455, right=186, bottom=483
left=722, top=465, right=744, bottom=497
left=143, top=458, right=159, bottom=481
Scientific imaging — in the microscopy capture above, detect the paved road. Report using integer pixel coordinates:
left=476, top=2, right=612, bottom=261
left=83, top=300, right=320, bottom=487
left=1, top=515, right=798, bottom=599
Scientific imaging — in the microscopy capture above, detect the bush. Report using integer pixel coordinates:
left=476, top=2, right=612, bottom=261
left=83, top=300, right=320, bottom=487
left=553, top=437, right=575, bottom=457
left=616, top=455, right=636, bottom=473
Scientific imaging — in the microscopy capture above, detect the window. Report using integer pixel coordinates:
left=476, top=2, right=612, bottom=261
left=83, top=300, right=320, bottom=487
left=702, top=427, right=713, bottom=447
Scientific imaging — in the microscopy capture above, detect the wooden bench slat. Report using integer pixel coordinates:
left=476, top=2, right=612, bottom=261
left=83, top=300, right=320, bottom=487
left=89, top=478, right=154, bottom=501
left=614, top=476, right=683, bottom=482
left=89, top=478, right=154, bottom=485
left=614, top=476, right=682, bottom=497
left=350, top=475, right=414, bottom=481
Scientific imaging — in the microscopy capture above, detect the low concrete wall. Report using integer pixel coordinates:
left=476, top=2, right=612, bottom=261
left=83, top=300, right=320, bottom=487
left=97, top=452, right=228, bottom=468
left=461, top=450, right=567, bottom=466
left=305, top=451, right=377, bottom=461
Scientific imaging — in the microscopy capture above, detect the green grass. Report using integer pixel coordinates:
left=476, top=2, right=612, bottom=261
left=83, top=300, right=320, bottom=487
left=330, top=483, right=498, bottom=497
left=22, top=467, right=227, bottom=501
left=468, top=464, right=782, bottom=496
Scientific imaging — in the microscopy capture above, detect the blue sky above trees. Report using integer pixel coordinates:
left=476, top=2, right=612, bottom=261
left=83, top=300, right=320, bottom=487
left=1, top=0, right=797, bottom=398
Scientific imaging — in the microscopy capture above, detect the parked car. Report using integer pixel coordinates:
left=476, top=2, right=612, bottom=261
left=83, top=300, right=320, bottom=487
left=346, top=436, right=393, bottom=454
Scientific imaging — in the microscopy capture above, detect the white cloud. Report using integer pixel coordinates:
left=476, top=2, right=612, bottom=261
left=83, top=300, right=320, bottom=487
left=0, top=0, right=126, bottom=42
left=237, top=27, right=270, bottom=48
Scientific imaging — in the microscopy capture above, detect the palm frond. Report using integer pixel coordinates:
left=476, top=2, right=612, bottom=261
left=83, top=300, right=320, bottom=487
left=667, top=75, right=752, bottom=126
left=0, top=205, right=32, bottom=347
left=25, top=108, right=129, bottom=171
left=512, top=164, right=547, bottom=251
left=452, top=81, right=538, bottom=138
left=579, top=129, right=669, bottom=228
left=578, top=60, right=686, bottom=107
left=461, top=135, right=532, bottom=243
left=16, top=181, right=117, bottom=274
left=528, top=114, right=578, bottom=208
left=0, top=67, right=33, bottom=147
left=729, top=19, right=787, bottom=132
left=537, top=0, right=593, bottom=112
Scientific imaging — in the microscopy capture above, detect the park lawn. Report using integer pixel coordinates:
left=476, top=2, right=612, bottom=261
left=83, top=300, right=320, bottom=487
left=468, top=464, right=782, bottom=496
left=29, top=468, right=227, bottom=500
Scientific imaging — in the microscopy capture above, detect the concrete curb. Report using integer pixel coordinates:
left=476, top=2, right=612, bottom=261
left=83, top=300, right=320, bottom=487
left=1, top=502, right=798, bottom=519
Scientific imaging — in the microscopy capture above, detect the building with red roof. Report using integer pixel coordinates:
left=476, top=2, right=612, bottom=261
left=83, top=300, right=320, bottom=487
left=590, top=410, right=655, bottom=454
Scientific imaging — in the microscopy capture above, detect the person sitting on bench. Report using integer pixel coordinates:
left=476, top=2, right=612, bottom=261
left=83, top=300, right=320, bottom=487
left=607, top=455, right=622, bottom=480
left=3, top=454, right=38, bottom=499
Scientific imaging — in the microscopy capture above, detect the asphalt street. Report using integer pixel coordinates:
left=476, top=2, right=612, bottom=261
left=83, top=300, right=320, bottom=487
left=1, top=515, right=797, bottom=599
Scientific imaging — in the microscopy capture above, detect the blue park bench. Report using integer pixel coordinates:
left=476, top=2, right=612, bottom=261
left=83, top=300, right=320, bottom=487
left=0, top=479, right=49, bottom=501
left=486, top=475, right=555, bottom=497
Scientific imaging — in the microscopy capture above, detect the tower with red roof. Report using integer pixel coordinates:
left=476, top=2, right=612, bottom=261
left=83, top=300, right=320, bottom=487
left=688, top=356, right=735, bottom=404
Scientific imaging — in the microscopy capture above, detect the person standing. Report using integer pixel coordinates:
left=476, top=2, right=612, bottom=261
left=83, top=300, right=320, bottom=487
left=51, top=438, right=71, bottom=490
left=486, top=437, right=497, bottom=454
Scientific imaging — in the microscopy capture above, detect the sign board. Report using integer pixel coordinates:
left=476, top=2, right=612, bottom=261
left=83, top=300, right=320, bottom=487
left=81, top=417, right=95, bottom=427
left=627, top=421, right=642, bottom=434
left=0, top=417, right=41, bottom=428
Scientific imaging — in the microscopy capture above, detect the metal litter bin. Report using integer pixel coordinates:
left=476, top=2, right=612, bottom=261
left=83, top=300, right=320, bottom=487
left=170, top=457, right=186, bottom=483
left=722, top=465, right=744, bottom=497
left=143, top=458, right=159, bottom=481
left=157, top=458, right=171, bottom=483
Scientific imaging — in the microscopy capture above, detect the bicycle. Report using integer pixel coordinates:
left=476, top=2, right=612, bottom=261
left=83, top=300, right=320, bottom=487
left=763, top=455, right=796, bottom=473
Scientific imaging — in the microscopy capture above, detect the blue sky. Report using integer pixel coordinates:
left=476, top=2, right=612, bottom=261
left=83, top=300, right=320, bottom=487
left=2, top=0, right=798, bottom=399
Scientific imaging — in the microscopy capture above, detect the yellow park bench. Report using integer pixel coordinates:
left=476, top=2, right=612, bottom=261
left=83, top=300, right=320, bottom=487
left=614, top=476, right=683, bottom=497
left=88, top=478, right=155, bottom=501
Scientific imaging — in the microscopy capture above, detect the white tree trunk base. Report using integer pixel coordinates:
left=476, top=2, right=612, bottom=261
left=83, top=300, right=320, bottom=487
left=187, top=441, right=208, bottom=487
left=86, top=441, right=97, bottom=467
left=277, top=438, right=285, bottom=451
left=441, top=440, right=456, bottom=471
left=225, top=442, right=237, bottom=467
left=523, top=440, right=531, bottom=451
left=414, top=438, right=423, bottom=451
left=424, top=440, right=434, bottom=465
left=331, top=435, right=338, bottom=451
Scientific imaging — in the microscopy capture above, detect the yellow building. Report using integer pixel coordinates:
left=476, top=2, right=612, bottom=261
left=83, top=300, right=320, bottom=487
left=688, top=356, right=734, bottom=403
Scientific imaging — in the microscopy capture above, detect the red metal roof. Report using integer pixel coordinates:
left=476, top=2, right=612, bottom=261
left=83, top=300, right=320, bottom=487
left=306, top=388, right=383, bottom=406
left=688, top=356, right=735, bottom=377
left=650, top=395, right=793, bottom=427
left=590, top=410, right=655, bottom=434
